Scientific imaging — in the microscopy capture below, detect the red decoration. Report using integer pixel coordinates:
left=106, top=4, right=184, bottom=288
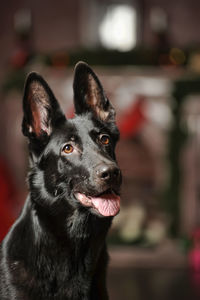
left=0, top=158, right=17, bottom=241
left=118, top=96, right=146, bottom=139
left=189, top=229, right=200, bottom=272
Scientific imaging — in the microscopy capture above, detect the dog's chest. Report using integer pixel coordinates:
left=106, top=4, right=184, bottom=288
left=8, top=243, right=99, bottom=300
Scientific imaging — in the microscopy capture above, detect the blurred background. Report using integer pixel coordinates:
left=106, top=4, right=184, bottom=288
left=1, top=0, right=200, bottom=299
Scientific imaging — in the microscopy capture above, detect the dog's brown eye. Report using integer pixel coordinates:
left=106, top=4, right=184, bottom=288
left=100, top=134, right=110, bottom=145
left=63, top=144, right=74, bottom=154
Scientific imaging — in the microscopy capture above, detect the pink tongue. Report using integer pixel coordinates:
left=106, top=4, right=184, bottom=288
left=91, top=194, right=120, bottom=217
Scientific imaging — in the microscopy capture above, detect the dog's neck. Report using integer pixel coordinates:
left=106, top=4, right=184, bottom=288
left=7, top=196, right=111, bottom=297
left=20, top=196, right=112, bottom=260
left=30, top=196, right=112, bottom=240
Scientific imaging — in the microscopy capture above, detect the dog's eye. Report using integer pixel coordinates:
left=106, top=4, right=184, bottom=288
left=62, top=144, right=74, bottom=154
left=99, top=134, right=110, bottom=145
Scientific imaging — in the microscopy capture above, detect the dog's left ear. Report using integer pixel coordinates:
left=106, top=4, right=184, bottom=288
left=22, top=72, right=66, bottom=152
left=73, top=62, right=116, bottom=123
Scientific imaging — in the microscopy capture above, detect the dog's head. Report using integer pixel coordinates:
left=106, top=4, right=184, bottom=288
left=22, top=62, right=122, bottom=218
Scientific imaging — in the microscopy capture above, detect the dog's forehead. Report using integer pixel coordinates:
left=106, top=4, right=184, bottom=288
left=69, top=115, right=99, bottom=133
left=66, top=114, right=107, bottom=137
left=51, top=114, right=104, bottom=145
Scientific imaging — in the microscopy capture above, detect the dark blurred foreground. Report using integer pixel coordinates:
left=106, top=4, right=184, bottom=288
left=108, top=246, right=200, bottom=300
left=109, top=268, right=196, bottom=300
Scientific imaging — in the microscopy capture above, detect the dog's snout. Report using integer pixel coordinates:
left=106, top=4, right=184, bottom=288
left=95, top=164, right=121, bottom=183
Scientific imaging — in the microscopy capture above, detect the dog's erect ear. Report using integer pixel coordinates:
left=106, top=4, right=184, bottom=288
left=22, top=72, right=66, bottom=147
left=73, top=62, right=116, bottom=123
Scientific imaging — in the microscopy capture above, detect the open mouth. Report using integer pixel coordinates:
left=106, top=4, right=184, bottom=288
left=75, top=189, right=120, bottom=217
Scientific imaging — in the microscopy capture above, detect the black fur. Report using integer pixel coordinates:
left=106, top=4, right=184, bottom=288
left=0, top=62, right=122, bottom=300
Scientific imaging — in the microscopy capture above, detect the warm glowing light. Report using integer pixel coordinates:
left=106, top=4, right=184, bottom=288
left=169, top=48, right=186, bottom=65
left=99, top=5, right=137, bottom=52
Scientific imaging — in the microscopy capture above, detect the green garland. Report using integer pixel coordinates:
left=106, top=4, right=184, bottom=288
left=163, top=76, right=200, bottom=236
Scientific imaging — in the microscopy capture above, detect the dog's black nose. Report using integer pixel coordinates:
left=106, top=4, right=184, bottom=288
left=96, top=164, right=121, bottom=183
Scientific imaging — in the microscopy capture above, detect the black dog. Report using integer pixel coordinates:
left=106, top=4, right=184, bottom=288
left=0, top=62, right=121, bottom=300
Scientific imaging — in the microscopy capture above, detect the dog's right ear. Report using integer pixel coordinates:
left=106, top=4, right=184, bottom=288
left=22, top=72, right=66, bottom=153
left=73, top=62, right=116, bottom=124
